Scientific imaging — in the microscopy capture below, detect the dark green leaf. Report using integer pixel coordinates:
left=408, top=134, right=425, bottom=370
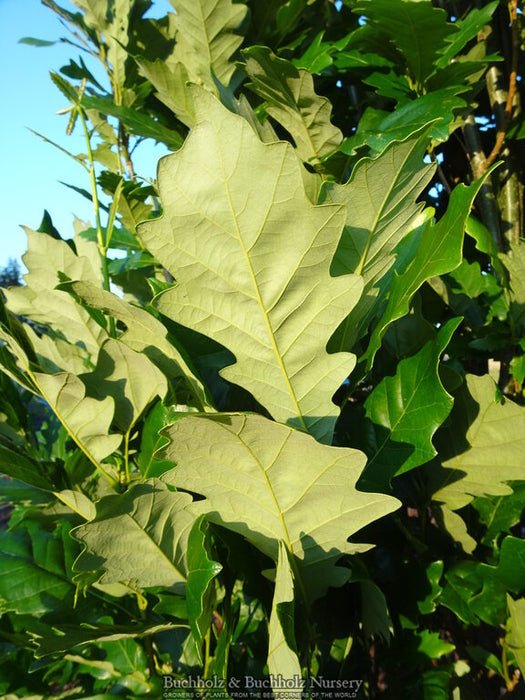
left=358, top=319, right=459, bottom=491
left=186, top=516, right=222, bottom=663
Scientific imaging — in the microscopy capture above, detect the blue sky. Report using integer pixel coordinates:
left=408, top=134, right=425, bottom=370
left=0, top=0, right=171, bottom=269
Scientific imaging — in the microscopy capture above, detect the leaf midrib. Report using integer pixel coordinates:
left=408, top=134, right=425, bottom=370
left=216, top=128, right=309, bottom=432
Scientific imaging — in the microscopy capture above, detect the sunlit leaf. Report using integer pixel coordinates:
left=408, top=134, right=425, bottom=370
left=322, top=126, right=434, bottom=350
left=81, top=338, right=167, bottom=433
left=171, top=0, right=247, bottom=88
left=243, top=46, right=343, bottom=164
left=432, top=374, right=525, bottom=512
left=139, top=89, right=362, bottom=443
left=161, top=413, right=399, bottom=601
left=62, top=281, right=211, bottom=411
left=3, top=228, right=107, bottom=370
left=268, top=541, right=301, bottom=690
left=74, top=480, right=197, bottom=591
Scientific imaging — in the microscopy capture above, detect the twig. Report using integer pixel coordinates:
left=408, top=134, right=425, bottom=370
left=428, top=149, right=452, bottom=195
left=463, top=115, right=504, bottom=249
left=482, top=0, right=519, bottom=172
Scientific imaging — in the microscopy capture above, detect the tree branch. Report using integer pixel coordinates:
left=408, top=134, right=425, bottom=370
left=482, top=0, right=519, bottom=172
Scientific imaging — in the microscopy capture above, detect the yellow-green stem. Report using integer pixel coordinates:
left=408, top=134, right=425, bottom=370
left=502, top=642, right=512, bottom=689
left=124, top=428, right=131, bottom=485
left=203, top=626, right=212, bottom=678
left=78, top=107, right=116, bottom=337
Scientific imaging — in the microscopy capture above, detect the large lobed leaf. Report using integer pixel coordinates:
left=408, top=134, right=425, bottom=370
left=2, top=228, right=107, bottom=369
left=169, top=0, right=247, bottom=88
left=74, top=480, right=197, bottom=592
left=63, top=280, right=211, bottom=410
left=352, top=0, right=453, bottom=88
left=139, top=89, right=363, bottom=443
left=160, top=412, right=399, bottom=601
left=80, top=338, right=167, bottom=433
left=0, top=316, right=121, bottom=473
left=321, top=126, right=435, bottom=350
left=34, top=371, right=122, bottom=465
left=243, top=46, right=343, bottom=164
left=365, top=174, right=489, bottom=368
left=432, top=374, right=525, bottom=512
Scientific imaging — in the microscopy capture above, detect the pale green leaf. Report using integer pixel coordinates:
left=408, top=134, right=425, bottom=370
left=268, top=541, right=302, bottom=690
left=0, top=325, right=38, bottom=393
left=433, top=374, right=525, bottom=511
left=436, top=504, right=477, bottom=555
left=139, top=89, right=362, bottom=443
left=74, top=480, right=197, bottom=591
left=34, top=371, right=122, bottom=465
left=243, top=46, right=342, bottom=163
left=3, top=228, right=107, bottom=366
left=161, top=413, right=400, bottom=601
left=136, top=58, right=195, bottom=126
left=81, top=338, right=167, bottom=433
left=24, top=324, right=88, bottom=375
left=55, top=489, right=96, bottom=521
left=321, top=127, right=435, bottom=350
left=506, top=595, right=525, bottom=677
left=358, top=318, right=459, bottom=491
left=365, top=176, right=488, bottom=369
left=62, top=281, right=211, bottom=411
left=71, top=0, right=132, bottom=89
left=169, top=0, right=248, bottom=88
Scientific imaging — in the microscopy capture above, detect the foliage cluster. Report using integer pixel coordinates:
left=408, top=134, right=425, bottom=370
left=1, top=0, right=525, bottom=697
